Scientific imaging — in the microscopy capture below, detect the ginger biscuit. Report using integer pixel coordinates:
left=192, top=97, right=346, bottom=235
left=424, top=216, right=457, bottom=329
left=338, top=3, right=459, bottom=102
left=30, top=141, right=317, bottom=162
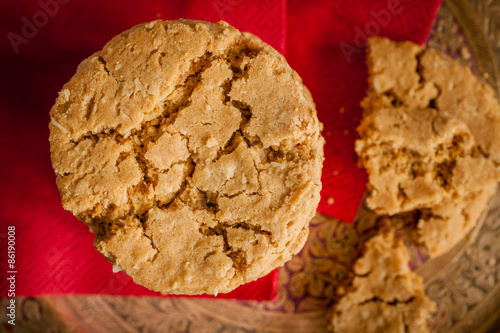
left=357, top=36, right=500, bottom=216
left=49, top=19, right=324, bottom=295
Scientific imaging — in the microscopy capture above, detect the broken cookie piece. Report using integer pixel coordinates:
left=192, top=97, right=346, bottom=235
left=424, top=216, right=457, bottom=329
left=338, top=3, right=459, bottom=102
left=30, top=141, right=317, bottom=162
left=331, top=228, right=435, bottom=333
left=49, top=19, right=324, bottom=295
left=357, top=36, right=500, bottom=215
left=356, top=106, right=499, bottom=215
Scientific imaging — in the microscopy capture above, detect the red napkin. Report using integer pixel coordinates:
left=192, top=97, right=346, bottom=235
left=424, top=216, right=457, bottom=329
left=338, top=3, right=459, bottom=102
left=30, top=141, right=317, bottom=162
left=0, top=0, right=285, bottom=300
left=0, top=0, right=441, bottom=299
left=287, top=0, right=442, bottom=222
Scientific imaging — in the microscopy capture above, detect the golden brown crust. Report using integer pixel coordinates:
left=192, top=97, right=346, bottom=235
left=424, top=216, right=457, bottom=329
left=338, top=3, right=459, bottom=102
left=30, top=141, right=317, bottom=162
left=49, top=19, right=324, bottom=295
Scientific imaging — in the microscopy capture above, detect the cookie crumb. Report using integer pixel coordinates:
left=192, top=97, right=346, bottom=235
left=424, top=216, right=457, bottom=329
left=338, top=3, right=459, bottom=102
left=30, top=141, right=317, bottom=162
left=460, top=47, right=471, bottom=59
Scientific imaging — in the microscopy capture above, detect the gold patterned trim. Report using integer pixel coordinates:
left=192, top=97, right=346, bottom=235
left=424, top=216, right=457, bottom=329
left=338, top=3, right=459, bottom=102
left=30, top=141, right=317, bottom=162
left=446, top=0, right=500, bottom=97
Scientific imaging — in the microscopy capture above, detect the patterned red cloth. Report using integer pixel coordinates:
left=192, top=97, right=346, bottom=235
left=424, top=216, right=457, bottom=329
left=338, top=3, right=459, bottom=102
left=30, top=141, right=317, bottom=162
left=0, top=0, right=440, bottom=299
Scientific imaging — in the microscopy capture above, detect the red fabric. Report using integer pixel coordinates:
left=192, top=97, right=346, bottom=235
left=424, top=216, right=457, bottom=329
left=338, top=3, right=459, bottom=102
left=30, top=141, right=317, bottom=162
left=0, top=0, right=440, bottom=299
left=287, top=0, right=441, bottom=222
left=0, top=0, right=284, bottom=300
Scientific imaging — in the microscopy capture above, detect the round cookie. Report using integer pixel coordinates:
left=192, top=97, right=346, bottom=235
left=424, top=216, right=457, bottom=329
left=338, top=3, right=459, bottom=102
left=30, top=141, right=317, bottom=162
left=49, top=19, right=324, bottom=295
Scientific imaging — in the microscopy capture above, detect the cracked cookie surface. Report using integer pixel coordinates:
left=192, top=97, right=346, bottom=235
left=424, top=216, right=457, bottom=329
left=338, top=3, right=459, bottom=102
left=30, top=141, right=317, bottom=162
left=389, top=182, right=497, bottom=258
left=49, top=19, right=324, bottom=295
left=357, top=37, right=500, bottom=216
left=331, top=228, right=436, bottom=333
